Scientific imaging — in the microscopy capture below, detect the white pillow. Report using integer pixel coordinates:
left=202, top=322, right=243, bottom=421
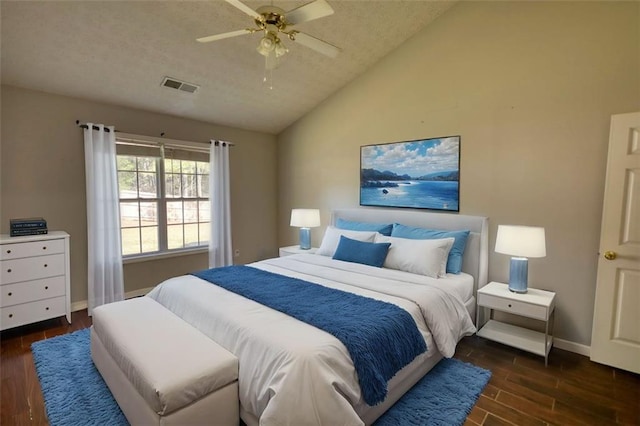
left=316, top=226, right=378, bottom=257
left=374, top=234, right=455, bottom=278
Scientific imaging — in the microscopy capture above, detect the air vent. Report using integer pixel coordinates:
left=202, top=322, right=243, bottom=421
left=161, top=77, right=199, bottom=94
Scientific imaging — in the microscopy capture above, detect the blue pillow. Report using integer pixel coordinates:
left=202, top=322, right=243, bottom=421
left=332, top=235, right=391, bottom=268
left=336, top=218, right=393, bottom=236
left=391, top=223, right=470, bottom=274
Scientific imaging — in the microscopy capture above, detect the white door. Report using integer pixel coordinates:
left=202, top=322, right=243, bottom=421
left=590, top=112, right=640, bottom=374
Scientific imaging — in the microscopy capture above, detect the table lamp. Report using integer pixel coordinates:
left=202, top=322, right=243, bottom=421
left=290, top=209, right=320, bottom=250
left=495, top=225, right=546, bottom=293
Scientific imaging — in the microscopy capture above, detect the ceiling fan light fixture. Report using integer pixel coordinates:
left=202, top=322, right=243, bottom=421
left=275, top=40, right=288, bottom=58
left=256, top=32, right=277, bottom=56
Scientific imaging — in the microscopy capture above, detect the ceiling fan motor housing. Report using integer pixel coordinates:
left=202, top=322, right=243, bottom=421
left=255, top=6, right=288, bottom=32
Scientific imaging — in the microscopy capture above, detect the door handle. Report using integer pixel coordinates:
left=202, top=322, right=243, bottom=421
left=604, top=251, right=617, bottom=260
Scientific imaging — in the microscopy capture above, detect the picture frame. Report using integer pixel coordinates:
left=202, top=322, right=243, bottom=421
left=360, top=136, right=460, bottom=211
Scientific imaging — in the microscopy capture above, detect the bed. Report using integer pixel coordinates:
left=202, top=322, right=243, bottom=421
left=146, top=208, right=489, bottom=425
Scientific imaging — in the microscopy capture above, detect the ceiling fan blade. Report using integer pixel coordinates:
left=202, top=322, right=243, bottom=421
left=285, top=0, right=334, bottom=26
left=197, top=29, right=252, bottom=43
left=225, top=0, right=262, bottom=21
left=292, top=32, right=340, bottom=58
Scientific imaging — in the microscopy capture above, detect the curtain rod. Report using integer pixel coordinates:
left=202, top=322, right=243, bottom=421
left=76, top=121, right=114, bottom=133
left=76, top=121, right=233, bottom=147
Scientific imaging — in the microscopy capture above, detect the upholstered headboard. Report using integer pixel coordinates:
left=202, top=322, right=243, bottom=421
left=330, top=208, right=489, bottom=292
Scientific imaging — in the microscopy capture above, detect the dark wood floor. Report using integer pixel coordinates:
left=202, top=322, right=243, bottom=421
left=1, top=310, right=638, bottom=426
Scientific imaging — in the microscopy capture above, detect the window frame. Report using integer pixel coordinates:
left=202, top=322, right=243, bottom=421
left=115, top=134, right=210, bottom=262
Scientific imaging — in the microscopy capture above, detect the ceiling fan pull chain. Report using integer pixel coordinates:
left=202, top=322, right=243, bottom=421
left=263, top=58, right=274, bottom=90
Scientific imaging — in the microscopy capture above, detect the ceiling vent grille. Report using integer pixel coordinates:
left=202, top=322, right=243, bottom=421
left=161, top=77, right=199, bottom=94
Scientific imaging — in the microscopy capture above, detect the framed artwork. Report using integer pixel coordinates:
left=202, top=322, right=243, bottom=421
left=360, top=136, right=460, bottom=211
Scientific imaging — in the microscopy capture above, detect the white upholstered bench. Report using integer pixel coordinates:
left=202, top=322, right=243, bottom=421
left=91, top=297, right=239, bottom=426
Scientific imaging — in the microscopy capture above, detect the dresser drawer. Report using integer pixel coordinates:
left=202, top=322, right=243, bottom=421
left=1, top=253, right=65, bottom=285
left=0, top=238, right=65, bottom=260
left=477, top=292, right=548, bottom=320
left=0, top=276, right=66, bottom=308
left=0, top=296, right=66, bottom=330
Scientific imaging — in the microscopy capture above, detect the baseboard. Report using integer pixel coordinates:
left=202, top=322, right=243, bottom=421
left=554, top=337, right=591, bottom=357
left=70, top=287, right=154, bottom=312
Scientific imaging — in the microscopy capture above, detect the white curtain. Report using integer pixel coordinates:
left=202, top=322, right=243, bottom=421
left=209, top=140, right=233, bottom=267
left=83, top=123, right=124, bottom=315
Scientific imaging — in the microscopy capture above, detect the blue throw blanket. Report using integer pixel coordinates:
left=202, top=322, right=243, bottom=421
left=191, top=265, right=427, bottom=406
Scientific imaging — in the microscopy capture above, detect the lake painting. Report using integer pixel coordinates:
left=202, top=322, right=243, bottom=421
left=360, top=136, right=460, bottom=211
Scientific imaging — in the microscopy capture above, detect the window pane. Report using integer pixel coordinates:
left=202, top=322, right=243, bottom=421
left=182, top=160, right=196, bottom=174
left=199, top=222, right=210, bottom=244
left=198, top=201, right=210, bottom=222
left=118, top=145, right=210, bottom=256
left=121, top=228, right=141, bottom=255
left=117, top=156, right=136, bottom=171
left=197, top=162, right=209, bottom=174
left=183, top=174, right=197, bottom=198
left=138, top=172, right=157, bottom=198
left=166, top=173, right=181, bottom=198
left=140, top=202, right=158, bottom=226
left=120, top=202, right=140, bottom=227
left=137, top=157, right=156, bottom=172
left=165, top=158, right=181, bottom=173
left=167, top=224, right=184, bottom=249
left=141, top=226, right=159, bottom=253
left=167, top=201, right=183, bottom=225
left=184, top=201, right=198, bottom=223
left=118, top=171, right=138, bottom=199
left=184, top=224, right=199, bottom=248
left=198, top=174, right=209, bottom=198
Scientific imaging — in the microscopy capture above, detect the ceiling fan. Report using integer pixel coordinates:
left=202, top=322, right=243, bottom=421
left=197, top=0, right=341, bottom=71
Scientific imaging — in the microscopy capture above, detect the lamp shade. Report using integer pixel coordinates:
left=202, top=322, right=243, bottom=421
left=495, top=225, right=546, bottom=258
left=290, top=209, right=321, bottom=228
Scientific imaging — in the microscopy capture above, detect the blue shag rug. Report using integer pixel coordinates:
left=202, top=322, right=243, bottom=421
left=32, top=328, right=490, bottom=426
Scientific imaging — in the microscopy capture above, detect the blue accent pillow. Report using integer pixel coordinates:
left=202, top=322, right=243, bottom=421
left=333, top=235, right=391, bottom=268
left=391, top=223, right=470, bottom=274
left=336, top=218, right=393, bottom=236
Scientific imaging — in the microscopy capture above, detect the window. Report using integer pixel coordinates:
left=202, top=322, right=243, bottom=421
left=116, top=140, right=210, bottom=257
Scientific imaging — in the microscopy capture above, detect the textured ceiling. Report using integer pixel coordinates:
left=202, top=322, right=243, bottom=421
left=1, top=0, right=456, bottom=134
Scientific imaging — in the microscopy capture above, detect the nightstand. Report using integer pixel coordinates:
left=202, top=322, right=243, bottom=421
left=279, top=245, right=318, bottom=257
left=476, top=281, right=556, bottom=365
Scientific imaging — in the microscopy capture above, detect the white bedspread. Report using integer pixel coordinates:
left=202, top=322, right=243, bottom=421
left=146, top=254, right=476, bottom=426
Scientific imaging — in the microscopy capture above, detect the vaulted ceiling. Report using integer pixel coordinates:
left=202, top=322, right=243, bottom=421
left=1, top=1, right=456, bottom=134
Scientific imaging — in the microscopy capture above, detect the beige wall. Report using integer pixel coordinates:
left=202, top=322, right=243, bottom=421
left=277, top=1, right=640, bottom=346
left=1, top=85, right=278, bottom=304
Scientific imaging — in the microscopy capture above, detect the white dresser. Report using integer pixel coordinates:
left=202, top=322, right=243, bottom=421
left=0, top=231, right=71, bottom=330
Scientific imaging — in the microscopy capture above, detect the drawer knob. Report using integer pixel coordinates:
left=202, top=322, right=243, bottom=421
left=7, top=292, right=12, bottom=296
left=45, top=286, right=49, bottom=290
left=44, top=264, right=48, bottom=268
left=43, top=246, right=47, bottom=250
left=45, top=307, right=49, bottom=311
left=7, top=269, right=11, bottom=273
left=508, top=304, right=512, bottom=308
left=6, top=249, right=11, bottom=254
left=8, top=314, right=13, bottom=318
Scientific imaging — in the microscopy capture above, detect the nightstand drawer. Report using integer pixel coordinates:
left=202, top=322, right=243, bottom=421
left=279, top=246, right=318, bottom=256
left=477, top=292, right=548, bottom=320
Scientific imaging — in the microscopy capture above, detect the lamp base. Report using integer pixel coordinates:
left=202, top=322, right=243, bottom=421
left=508, top=257, right=529, bottom=293
left=299, top=228, right=311, bottom=250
